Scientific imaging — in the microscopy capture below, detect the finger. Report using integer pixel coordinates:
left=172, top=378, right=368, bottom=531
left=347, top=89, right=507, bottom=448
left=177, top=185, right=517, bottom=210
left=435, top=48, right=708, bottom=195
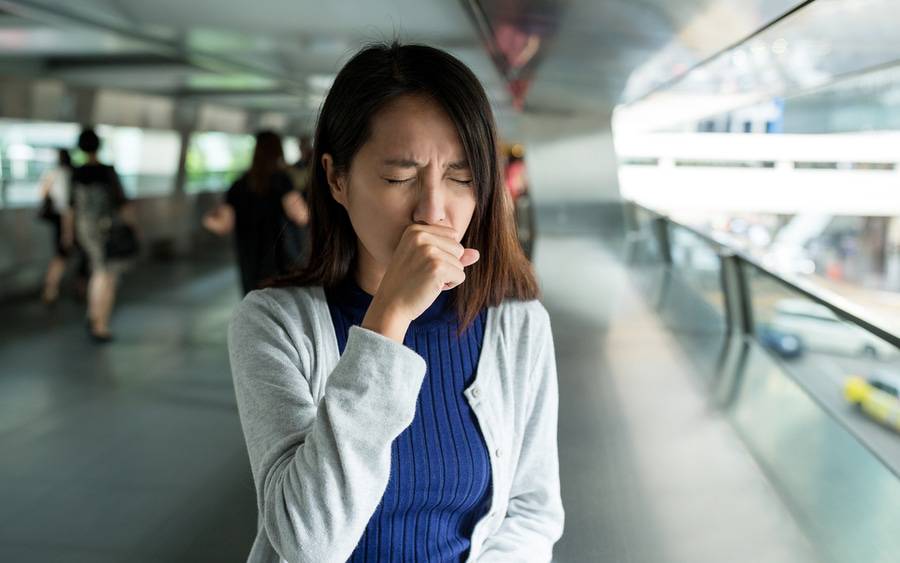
left=440, top=263, right=466, bottom=290
left=426, top=244, right=464, bottom=267
left=410, top=229, right=465, bottom=259
left=407, top=223, right=462, bottom=242
left=460, top=248, right=479, bottom=268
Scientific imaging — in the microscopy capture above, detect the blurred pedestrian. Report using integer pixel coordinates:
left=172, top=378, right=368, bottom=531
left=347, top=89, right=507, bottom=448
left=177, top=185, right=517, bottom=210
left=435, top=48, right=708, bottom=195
left=203, top=130, right=309, bottom=295
left=37, top=148, right=73, bottom=304
left=64, top=128, right=139, bottom=342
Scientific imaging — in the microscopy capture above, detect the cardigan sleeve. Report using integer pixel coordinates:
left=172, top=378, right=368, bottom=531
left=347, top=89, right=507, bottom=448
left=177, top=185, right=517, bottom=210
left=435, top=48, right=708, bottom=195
left=228, top=290, right=426, bottom=562
left=477, top=304, right=565, bottom=562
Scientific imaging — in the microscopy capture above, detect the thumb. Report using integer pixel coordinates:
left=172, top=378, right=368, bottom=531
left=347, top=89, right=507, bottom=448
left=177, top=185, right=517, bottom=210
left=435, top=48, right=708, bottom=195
left=460, top=248, right=480, bottom=268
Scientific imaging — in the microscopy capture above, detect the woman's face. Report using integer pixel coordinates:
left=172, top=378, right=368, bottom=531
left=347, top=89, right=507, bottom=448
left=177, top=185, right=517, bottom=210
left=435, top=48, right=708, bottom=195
left=324, top=94, right=478, bottom=282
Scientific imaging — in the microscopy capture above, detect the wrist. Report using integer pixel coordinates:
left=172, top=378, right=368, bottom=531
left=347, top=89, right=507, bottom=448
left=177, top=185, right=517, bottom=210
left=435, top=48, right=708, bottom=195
left=362, top=300, right=411, bottom=343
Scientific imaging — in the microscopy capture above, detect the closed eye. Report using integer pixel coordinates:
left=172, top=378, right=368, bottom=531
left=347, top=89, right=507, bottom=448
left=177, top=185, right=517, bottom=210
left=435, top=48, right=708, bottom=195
left=451, top=178, right=473, bottom=185
left=384, top=177, right=415, bottom=184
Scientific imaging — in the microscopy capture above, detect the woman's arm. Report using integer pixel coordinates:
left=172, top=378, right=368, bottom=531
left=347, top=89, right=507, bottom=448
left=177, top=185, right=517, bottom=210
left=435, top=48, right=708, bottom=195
left=38, top=169, right=56, bottom=199
left=202, top=203, right=235, bottom=235
left=119, top=202, right=142, bottom=240
left=477, top=307, right=565, bottom=562
left=282, top=191, right=310, bottom=227
left=228, top=291, right=427, bottom=562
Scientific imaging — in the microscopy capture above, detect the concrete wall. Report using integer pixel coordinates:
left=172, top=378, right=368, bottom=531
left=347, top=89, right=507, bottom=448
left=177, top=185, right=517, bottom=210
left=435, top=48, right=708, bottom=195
left=520, top=113, right=625, bottom=240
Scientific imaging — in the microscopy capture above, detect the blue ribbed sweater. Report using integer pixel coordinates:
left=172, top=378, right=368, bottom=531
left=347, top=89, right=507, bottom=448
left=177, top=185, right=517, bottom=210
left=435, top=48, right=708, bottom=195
left=325, top=279, right=493, bottom=562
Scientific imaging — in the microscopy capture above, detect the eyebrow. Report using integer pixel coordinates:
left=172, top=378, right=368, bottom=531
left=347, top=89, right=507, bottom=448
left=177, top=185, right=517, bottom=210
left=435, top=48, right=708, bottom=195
left=382, top=158, right=470, bottom=170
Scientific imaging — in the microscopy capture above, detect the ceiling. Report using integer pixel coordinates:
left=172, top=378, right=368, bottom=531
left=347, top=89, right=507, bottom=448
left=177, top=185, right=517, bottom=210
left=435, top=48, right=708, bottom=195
left=0, top=0, right=811, bottom=134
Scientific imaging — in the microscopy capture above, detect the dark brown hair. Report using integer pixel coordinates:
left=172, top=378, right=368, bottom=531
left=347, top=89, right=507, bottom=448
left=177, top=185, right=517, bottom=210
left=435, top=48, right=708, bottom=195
left=248, top=130, right=284, bottom=194
left=77, top=128, right=100, bottom=154
left=274, top=41, right=538, bottom=328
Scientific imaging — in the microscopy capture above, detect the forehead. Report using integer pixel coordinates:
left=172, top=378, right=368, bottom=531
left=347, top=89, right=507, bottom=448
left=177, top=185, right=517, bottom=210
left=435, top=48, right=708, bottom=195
left=366, top=95, right=464, bottom=154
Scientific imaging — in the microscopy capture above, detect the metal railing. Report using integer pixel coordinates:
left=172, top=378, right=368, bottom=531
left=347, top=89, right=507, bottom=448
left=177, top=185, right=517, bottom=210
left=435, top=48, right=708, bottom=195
left=626, top=201, right=900, bottom=351
left=625, top=200, right=900, bottom=484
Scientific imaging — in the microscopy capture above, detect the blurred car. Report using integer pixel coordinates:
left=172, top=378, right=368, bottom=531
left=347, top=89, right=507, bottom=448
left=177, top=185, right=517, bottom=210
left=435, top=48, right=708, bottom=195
left=844, top=375, right=900, bottom=433
left=757, top=324, right=804, bottom=358
left=867, top=370, right=900, bottom=398
left=769, top=298, right=897, bottom=360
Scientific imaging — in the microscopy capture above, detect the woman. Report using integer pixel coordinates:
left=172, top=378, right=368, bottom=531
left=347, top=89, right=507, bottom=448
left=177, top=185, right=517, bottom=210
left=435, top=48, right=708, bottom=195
left=38, top=148, right=73, bottom=304
left=229, top=42, right=563, bottom=563
left=203, top=131, right=310, bottom=295
left=64, top=128, right=137, bottom=342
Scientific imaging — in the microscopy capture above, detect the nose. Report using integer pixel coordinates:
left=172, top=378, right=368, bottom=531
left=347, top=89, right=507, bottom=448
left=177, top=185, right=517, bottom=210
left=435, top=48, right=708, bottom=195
left=412, top=172, right=447, bottom=226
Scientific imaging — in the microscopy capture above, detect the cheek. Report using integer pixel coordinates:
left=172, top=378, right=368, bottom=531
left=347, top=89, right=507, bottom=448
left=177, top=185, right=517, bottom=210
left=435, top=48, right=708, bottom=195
left=348, top=184, right=410, bottom=230
left=344, top=179, right=411, bottom=254
left=450, top=190, right=478, bottom=234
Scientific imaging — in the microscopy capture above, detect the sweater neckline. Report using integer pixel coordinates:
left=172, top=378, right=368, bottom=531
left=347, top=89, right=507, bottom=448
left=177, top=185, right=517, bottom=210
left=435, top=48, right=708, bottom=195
left=329, top=277, right=459, bottom=329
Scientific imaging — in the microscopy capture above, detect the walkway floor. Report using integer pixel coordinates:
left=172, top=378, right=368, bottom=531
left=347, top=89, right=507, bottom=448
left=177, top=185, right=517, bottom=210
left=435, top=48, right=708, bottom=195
left=0, top=237, right=823, bottom=562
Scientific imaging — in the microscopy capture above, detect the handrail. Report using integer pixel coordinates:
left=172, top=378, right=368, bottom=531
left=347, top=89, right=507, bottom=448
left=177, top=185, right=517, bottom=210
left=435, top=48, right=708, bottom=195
left=631, top=202, right=900, bottom=350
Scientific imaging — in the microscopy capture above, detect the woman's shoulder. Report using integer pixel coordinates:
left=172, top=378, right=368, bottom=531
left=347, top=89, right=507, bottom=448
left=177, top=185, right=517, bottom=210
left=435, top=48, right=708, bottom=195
left=71, top=163, right=114, bottom=181
left=486, top=299, right=554, bottom=389
left=494, top=297, right=549, bottom=319
left=226, top=173, right=250, bottom=194
left=491, top=297, right=551, bottom=338
left=230, top=285, right=328, bottom=334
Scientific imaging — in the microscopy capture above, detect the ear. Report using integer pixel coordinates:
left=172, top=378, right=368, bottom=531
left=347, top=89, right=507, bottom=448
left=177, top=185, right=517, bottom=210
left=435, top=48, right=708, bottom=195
left=322, top=153, right=348, bottom=207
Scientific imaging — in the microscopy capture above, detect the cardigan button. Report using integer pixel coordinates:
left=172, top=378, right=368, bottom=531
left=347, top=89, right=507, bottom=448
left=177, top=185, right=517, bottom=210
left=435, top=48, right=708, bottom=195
left=471, top=387, right=480, bottom=398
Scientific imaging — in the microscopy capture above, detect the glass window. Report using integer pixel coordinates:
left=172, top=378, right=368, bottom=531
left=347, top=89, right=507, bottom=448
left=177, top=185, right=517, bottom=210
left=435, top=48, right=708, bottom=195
left=748, top=265, right=898, bottom=364
left=670, top=226, right=727, bottom=318
left=0, top=120, right=181, bottom=206
left=94, top=125, right=181, bottom=198
left=0, top=120, right=80, bottom=208
left=185, top=132, right=254, bottom=194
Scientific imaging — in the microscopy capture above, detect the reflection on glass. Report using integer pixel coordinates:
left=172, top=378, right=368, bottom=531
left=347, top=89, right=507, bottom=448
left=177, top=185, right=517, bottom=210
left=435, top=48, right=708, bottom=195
left=731, top=343, right=900, bottom=563
left=750, top=267, right=898, bottom=363
left=845, top=374, right=900, bottom=434
left=621, top=0, right=803, bottom=104
left=628, top=206, right=662, bottom=266
left=670, top=226, right=726, bottom=316
left=767, top=298, right=895, bottom=359
left=617, top=0, right=900, bottom=132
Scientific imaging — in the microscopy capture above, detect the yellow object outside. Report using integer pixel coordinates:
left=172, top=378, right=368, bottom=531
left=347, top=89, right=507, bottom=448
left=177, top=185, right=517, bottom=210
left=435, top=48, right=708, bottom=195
left=844, top=376, right=900, bottom=433
left=844, top=376, right=870, bottom=404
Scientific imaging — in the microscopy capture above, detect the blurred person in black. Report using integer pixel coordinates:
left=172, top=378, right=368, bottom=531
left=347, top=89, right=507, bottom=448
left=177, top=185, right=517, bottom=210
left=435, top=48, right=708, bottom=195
left=285, top=134, right=313, bottom=266
left=285, top=135, right=314, bottom=203
left=293, top=135, right=313, bottom=173
left=63, top=128, right=138, bottom=342
left=203, top=130, right=309, bottom=295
